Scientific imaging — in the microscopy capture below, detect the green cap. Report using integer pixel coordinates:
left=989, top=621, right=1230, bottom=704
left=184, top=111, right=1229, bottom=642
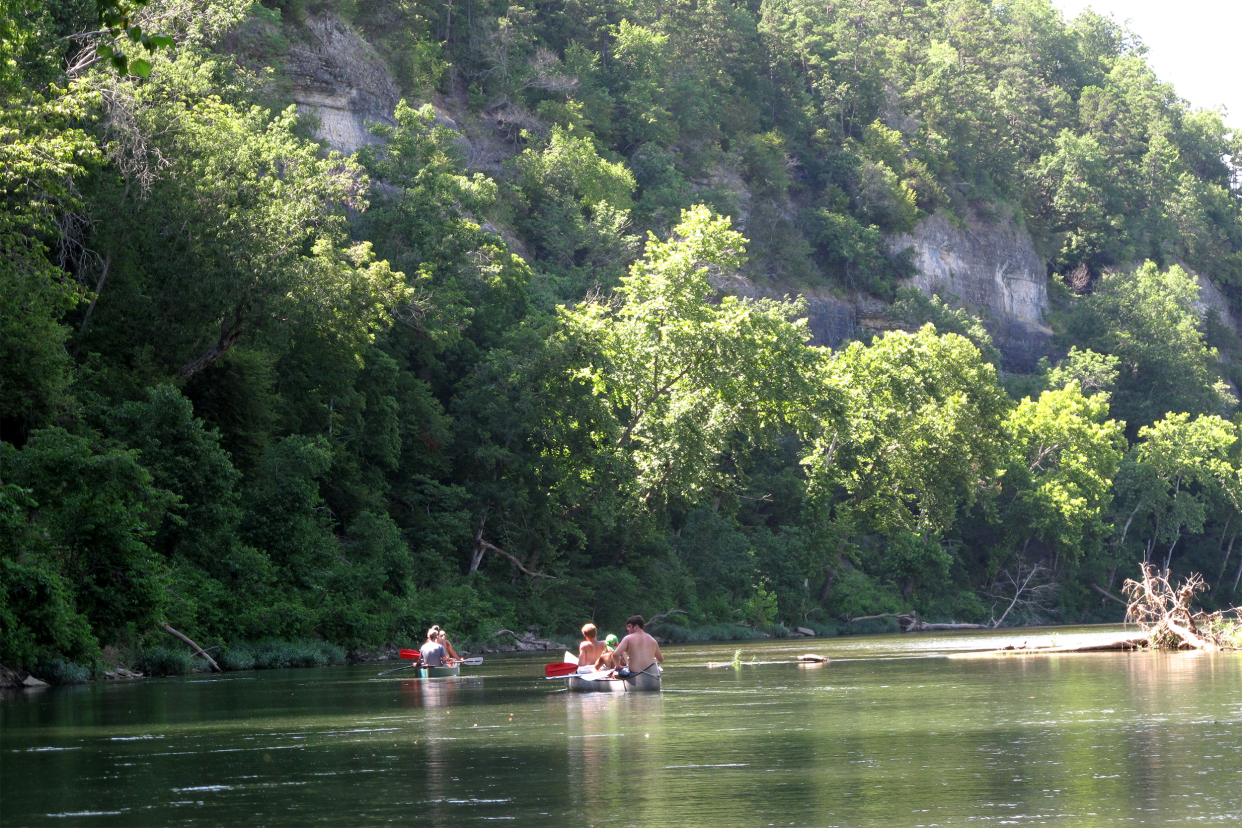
left=605, top=634, right=618, bottom=647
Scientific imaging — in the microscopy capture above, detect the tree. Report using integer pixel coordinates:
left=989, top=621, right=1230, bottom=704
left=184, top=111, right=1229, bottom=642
left=0, top=83, right=98, bottom=440
left=512, top=125, right=638, bottom=296
left=1113, top=413, right=1241, bottom=572
left=806, top=325, right=1009, bottom=602
left=999, top=382, right=1125, bottom=566
left=1, top=428, right=174, bottom=643
left=79, top=83, right=411, bottom=379
left=810, top=325, right=1008, bottom=539
left=563, top=205, right=827, bottom=503
left=1056, top=262, right=1230, bottom=434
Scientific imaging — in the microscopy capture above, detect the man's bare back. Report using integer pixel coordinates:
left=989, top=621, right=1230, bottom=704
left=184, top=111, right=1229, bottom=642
left=613, top=616, right=663, bottom=673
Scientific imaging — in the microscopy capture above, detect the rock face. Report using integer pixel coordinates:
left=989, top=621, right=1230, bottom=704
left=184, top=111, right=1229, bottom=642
left=720, top=211, right=1054, bottom=371
left=1193, top=271, right=1241, bottom=334
left=890, top=212, right=1053, bottom=371
left=286, top=16, right=400, bottom=154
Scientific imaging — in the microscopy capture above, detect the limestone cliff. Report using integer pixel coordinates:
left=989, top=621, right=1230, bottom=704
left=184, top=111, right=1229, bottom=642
left=756, top=213, right=1055, bottom=371
left=888, top=213, right=1052, bottom=371
left=286, top=17, right=399, bottom=155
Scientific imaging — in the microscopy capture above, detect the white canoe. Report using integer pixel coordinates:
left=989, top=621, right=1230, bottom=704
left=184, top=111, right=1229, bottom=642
left=565, top=668, right=661, bottom=693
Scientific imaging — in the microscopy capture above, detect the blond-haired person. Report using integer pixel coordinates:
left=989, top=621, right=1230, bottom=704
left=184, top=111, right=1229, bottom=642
left=577, top=623, right=607, bottom=668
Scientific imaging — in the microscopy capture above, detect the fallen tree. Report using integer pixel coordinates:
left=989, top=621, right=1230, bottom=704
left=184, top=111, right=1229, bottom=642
left=1122, top=565, right=1242, bottom=650
left=964, top=565, right=1241, bottom=657
left=841, top=610, right=986, bottom=632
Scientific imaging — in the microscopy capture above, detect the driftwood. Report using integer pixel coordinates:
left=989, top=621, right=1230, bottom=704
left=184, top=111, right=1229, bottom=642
left=965, top=565, right=1242, bottom=658
left=949, top=635, right=1148, bottom=658
left=493, top=629, right=566, bottom=651
left=646, top=609, right=689, bottom=626
left=1123, top=565, right=1241, bottom=650
left=841, top=611, right=986, bottom=632
left=162, top=623, right=221, bottom=672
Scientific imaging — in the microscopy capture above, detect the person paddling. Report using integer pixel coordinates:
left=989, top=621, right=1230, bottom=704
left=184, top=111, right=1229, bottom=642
left=577, top=623, right=607, bottom=668
left=612, top=616, right=662, bottom=678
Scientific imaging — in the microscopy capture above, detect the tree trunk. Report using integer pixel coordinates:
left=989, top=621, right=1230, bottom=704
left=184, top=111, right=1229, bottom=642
left=78, top=250, right=115, bottom=333
left=177, top=310, right=245, bottom=378
left=468, top=506, right=489, bottom=573
left=162, top=624, right=221, bottom=672
left=1091, top=583, right=1128, bottom=606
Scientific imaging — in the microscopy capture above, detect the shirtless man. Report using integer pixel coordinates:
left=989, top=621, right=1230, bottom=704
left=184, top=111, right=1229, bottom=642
left=577, top=623, right=608, bottom=667
left=612, top=616, right=663, bottom=675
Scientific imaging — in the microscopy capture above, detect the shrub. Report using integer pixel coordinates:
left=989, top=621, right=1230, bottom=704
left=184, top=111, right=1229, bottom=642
left=226, top=640, right=346, bottom=670
left=217, top=645, right=256, bottom=671
left=32, top=658, right=92, bottom=685
left=134, top=647, right=196, bottom=676
left=649, top=623, right=763, bottom=643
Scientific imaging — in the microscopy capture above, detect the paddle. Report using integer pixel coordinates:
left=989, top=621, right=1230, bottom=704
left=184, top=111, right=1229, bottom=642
left=545, top=661, right=579, bottom=678
left=452, top=657, right=484, bottom=666
left=377, top=662, right=420, bottom=676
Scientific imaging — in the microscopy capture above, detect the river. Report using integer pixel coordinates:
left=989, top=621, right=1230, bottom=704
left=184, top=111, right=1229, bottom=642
left=3, top=625, right=1240, bottom=826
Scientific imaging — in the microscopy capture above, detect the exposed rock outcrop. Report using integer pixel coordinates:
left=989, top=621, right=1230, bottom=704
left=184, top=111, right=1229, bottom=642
left=890, top=212, right=1053, bottom=371
left=1193, top=271, right=1240, bottom=334
left=286, top=16, right=400, bottom=154
left=715, top=210, right=1054, bottom=370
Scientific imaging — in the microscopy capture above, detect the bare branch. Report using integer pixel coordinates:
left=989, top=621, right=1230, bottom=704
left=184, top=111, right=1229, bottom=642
left=477, top=539, right=556, bottom=579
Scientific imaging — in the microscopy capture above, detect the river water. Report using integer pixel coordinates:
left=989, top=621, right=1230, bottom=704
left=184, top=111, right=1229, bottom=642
left=3, top=626, right=1240, bottom=826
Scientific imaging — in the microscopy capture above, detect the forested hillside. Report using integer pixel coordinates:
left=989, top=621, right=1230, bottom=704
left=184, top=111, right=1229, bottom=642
left=4, top=0, right=1242, bottom=678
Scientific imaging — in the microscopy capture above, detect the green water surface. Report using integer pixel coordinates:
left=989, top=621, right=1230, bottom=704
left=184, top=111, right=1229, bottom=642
left=2, top=626, right=1240, bottom=826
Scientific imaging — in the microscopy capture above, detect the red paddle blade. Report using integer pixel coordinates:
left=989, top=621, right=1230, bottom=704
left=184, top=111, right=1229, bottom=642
left=399, top=649, right=421, bottom=660
left=545, top=662, right=578, bottom=678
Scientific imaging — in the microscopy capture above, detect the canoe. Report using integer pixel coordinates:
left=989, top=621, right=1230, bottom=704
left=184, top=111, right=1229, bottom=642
left=417, top=664, right=460, bottom=678
left=565, top=668, right=661, bottom=693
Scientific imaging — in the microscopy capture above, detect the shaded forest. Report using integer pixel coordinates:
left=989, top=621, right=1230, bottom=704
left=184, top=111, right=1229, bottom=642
left=3, top=0, right=1242, bottom=678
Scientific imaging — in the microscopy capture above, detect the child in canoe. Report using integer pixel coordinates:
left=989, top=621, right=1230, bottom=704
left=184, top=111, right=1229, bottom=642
left=594, top=634, right=624, bottom=672
left=577, top=624, right=608, bottom=669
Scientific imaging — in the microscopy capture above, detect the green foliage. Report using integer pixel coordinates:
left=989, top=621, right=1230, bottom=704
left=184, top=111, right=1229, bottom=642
left=134, top=646, right=196, bottom=676
left=649, top=624, right=761, bottom=644
left=1056, top=262, right=1231, bottom=434
left=0, top=85, right=98, bottom=440
left=80, top=67, right=410, bottom=379
left=7, top=0, right=1242, bottom=673
left=217, top=639, right=346, bottom=670
left=564, top=205, right=827, bottom=501
left=32, top=658, right=92, bottom=685
left=812, top=326, right=1008, bottom=538
left=1044, top=347, right=1120, bottom=397
left=1000, top=383, right=1126, bottom=562
left=512, top=125, right=638, bottom=296
left=2, top=429, right=173, bottom=643
left=889, top=290, right=1002, bottom=366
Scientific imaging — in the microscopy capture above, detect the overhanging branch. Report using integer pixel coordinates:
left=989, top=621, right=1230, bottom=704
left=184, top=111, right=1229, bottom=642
left=478, top=539, right=557, bottom=579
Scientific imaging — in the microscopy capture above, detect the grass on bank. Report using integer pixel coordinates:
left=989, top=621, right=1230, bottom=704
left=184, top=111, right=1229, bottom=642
left=22, top=617, right=942, bottom=685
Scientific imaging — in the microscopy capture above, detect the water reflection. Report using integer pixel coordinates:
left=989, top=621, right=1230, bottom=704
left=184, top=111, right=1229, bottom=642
left=2, top=629, right=1240, bottom=827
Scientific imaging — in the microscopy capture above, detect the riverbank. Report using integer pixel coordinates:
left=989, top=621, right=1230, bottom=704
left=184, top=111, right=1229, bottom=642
left=0, top=618, right=920, bottom=689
